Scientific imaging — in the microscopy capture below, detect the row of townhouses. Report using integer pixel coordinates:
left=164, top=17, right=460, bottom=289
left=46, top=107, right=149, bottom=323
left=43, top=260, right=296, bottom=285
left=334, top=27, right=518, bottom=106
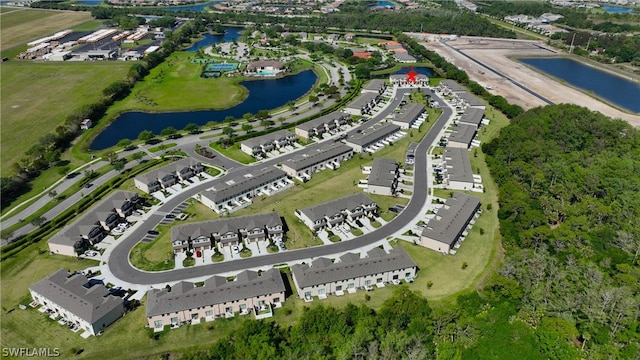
left=294, top=112, right=350, bottom=139
left=171, top=211, right=283, bottom=254
left=296, top=192, right=377, bottom=231
left=239, top=129, right=297, bottom=157
left=345, top=92, right=381, bottom=116
left=281, top=143, right=353, bottom=179
left=362, top=79, right=387, bottom=95
left=196, top=166, right=293, bottom=214
left=134, top=158, right=204, bottom=194
left=146, top=269, right=286, bottom=330
left=391, top=102, right=425, bottom=130
left=419, top=192, right=481, bottom=253
left=441, top=147, right=478, bottom=191
left=29, top=269, right=125, bottom=336
left=389, top=74, right=429, bottom=87
left=47, top=191, right=139, bottom=257
left=438, top=80, right=486, bottom=110
left=345, top=122, right=401, bottom=152
left=291, top=247, right=417, bottom=299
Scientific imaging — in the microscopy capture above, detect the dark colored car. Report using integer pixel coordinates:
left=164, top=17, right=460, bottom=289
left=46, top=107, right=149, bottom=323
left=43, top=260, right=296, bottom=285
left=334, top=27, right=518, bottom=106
left=84, top=183, right=93, bottom=188
left=147, top=230, right=160, bottom=235
left=165, top=214, right=176, bottom=219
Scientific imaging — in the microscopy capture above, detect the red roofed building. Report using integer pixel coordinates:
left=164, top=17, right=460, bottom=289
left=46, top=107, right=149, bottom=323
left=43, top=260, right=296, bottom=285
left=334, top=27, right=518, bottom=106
left=353, top=52, right=372, bottom=59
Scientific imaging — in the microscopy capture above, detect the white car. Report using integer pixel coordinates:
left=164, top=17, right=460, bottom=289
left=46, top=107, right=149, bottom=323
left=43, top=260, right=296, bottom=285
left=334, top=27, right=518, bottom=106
left=232, top=245, right=240, bottom=254
left=84, top=250, right=98, bottom=257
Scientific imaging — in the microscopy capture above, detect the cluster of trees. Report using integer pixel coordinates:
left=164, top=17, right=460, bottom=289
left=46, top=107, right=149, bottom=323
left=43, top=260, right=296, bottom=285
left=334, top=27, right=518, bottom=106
left=482, top=104, right=640, bottom=358
left=553, top=31, right=640, bottom=64
left=180, top=287, right=436, bottom=360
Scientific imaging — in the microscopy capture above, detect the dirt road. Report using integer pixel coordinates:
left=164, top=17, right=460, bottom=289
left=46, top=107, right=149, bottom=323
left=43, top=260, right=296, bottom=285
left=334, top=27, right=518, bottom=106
left=409, top=34, right=640, bottom=127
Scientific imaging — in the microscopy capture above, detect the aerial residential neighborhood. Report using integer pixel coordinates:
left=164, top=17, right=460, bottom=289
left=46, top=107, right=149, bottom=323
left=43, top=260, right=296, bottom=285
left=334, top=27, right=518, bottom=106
left=1, top=0, right=639, bottom=358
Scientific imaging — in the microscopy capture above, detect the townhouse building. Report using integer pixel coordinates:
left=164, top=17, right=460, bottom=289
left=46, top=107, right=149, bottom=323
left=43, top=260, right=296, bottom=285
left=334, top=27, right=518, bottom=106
left=345, top=93, right=380, bottom=116
left=362, top=79, right=387, bottom=95
left=294, top=112, right=350, bottom=139
left=240, top=130, right=297, bottom=156
left=344, top=122, right=401, bottom=152
left=146, top=269, right=285, bottom=330
left=29, top=269, right=125, bottom=336
left=281, top=143, right=353, bottom=179
left=196, top=167, right=292, bottom=214
left=171, top=211, right=283, bottom=253
left=295, top=192, right=377, bottom=231
left=48, top=191, right=139, bottom=256
left=419, top=192, right=481, bottom=253
left=447, top=123, right=477, bottom=149
left=367, top=158, right=399, bottom=196
left=291, top=247, right=417, bottom=300
left=442, top=147, right=476, bottom=191
left=391, top=102, right=425, bottom=129
left=134, top=158, right=204, bottom=194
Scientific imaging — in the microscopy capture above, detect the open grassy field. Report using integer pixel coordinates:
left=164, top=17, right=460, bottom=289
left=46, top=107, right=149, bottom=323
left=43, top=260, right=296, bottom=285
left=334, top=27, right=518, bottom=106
left=0, top=8, right=93, bottom=50
left=106, top=52, right=247, bottom=115
left=0, top=61, right=131, bottom=175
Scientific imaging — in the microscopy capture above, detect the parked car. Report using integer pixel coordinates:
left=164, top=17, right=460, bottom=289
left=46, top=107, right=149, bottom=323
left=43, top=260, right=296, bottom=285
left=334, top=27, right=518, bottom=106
left=232, top=245, right=240, bottom=254
left=279, top=242, right=286, bottom=251
left=84, top=183, right=93, bottom=188
left=165, top=214, right=176, bottom=219
left=147, top=230, right=160, bottom=236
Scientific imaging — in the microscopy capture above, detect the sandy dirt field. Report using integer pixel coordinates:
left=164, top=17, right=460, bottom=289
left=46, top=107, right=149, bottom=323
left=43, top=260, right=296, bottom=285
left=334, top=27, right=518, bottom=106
left=408, top=34, right=640, bottom=127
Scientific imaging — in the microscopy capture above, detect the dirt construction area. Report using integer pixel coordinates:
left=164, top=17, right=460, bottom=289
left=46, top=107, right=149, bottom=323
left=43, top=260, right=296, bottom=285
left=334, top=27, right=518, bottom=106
left=407, top=34, right=640, bottom=127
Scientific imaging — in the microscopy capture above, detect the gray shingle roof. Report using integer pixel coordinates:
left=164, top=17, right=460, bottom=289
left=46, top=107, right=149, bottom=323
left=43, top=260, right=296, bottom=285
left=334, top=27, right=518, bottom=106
left=146, top=269, right=285, bottom=317
left=29, top=269, right=124, bottom=323
left=393, top=53, right=417, bottom=62
left=394, top=103, right=425, bottom=124
left=241, top=130, right=294, bottom=149
left=136, top=158, right=202, bottom=185
left=298, top=192, right=375, bottom=223
left=421, top=192, right=480, bottom=246
left=444, top=147, right=474, bottom=183
left=457, top=92, right=484, bottom=107
left=291, top=247, right=416, bottom=288
left=440, top=79, right=466, bottom=93
left=364, top=79, right=386, bottom=92
left=171, top=212, right=282, bottom=242
left=346, top=122, right=400, bottom=147
left=448, top=123, right=477, bottom=146
left=47, top=191, right=137, bottom=248
left=346, top=93, right=378, bottom=111
left=200, top=167, right=286, bottom=203
left=459, top=107, right=484, bottom=127
left=296, top=112, right=349, bottom=132
left=282, top=143, right=352, bottom=171
left=368, top=158, right=398, bottom=187
left=389, top=74, right=428, bottom=82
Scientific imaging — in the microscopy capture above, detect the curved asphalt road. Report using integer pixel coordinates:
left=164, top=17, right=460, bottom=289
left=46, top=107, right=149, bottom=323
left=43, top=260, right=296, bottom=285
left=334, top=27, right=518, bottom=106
left=108, top=88, right=452, bottom=285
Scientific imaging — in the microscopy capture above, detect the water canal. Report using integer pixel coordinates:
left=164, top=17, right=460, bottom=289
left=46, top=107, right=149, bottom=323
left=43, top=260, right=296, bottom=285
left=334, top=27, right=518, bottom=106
left=519, top=57, right=640, bottom=113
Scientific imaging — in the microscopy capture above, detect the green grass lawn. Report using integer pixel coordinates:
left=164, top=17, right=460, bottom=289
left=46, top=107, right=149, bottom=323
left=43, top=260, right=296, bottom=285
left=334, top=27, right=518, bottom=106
left=129, top=231, right=175, bottom=271
left=106, top=52, right=247, bottom=114
left=1, top=61, right=130, bottom=175
left=148, top=143, right=177, bottom=153
left=210, top=142, right=257, bottom=164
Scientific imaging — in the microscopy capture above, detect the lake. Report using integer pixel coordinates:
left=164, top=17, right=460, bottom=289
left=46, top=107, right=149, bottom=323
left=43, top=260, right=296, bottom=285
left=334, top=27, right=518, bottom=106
left=370, top=1, right=395, bottom=8
left=520, top=57, right=640, bottom=113
left=157, top=1, right=219, bottom=12
left=603, top=5, right=634, bottom=13
left=394, top=67, right=434, bottom=77
left=185, top=27, right=245, bottom=52
left=90, top=70, right=318, bottom=149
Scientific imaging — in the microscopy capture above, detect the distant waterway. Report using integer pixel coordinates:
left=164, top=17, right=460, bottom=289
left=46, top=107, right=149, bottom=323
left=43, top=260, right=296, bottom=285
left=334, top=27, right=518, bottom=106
left=519, top=57, right=640, bottom=113
left=185, top=27, right=245, bottom=52
left=603, top=5, right=634, bottom=13
left=90, top=70, right=318, bottom=150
